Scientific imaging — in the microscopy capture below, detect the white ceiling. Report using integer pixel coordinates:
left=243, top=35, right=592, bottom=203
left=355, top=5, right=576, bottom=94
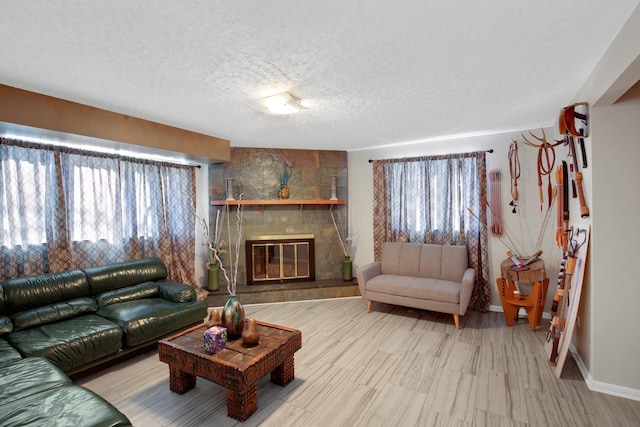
left=1, top=1, right=638, bottom=151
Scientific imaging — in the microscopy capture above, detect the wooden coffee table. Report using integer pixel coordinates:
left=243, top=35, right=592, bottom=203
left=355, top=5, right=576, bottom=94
left=158, top=320, right=302, bottom=421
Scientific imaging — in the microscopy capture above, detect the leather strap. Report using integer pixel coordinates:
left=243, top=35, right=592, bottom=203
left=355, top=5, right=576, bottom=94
left=559, top=102, right=589, bottom=137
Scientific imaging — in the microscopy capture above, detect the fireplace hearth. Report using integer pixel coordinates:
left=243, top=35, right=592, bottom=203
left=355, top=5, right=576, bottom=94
left=245, top=234, right=315, bottom=285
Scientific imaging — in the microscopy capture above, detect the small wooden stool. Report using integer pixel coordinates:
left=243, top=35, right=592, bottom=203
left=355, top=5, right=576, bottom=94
left=498, top=258, right=549, bottom=330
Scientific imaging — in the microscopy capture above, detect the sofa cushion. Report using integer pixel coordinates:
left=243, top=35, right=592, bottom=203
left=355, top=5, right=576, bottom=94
left=437, top=245, right=469, bottom=283
left=0, top=283, right=5, bottom=315
left=0, top=357, right=71, bottom=405
left=0, top=384, right=132, bottom=427
left=366, top=275, right=460, bottom=304
left=380, top=242, right=423, bottom=276
left=11, top=297, right=98, bottom=331
left=0, top=338, right=22, bottom=369
left=0, top=316, right=13, bottom=335
left=6, top=314, right=123, bottom=372
left=83, top=257, right=168, bottom=295
left=97, top=298, right=207, bottom=347
left=416, top=244, right=444, bottom=278
left=1, top=270, right=90, bottom=314
left=380, top=242, right=469, bottom=283
left=95, top=282, right=159, bottom=308
left=158, top=279, right=197, bottom=303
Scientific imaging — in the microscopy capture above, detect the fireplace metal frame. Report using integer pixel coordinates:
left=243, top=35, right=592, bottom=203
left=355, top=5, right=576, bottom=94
left=245, top=234, right=315, bottom=285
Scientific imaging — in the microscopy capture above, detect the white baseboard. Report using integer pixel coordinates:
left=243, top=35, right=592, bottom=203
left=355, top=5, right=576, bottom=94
left=489, top=305, right=640, bottom=400
left=569, top=345, right=640, bottom=402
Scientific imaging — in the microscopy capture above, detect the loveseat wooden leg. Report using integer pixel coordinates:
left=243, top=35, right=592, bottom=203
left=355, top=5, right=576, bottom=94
left=367, top=301, right=372, bottom=313
left=453, top=314, right=461, bottom=329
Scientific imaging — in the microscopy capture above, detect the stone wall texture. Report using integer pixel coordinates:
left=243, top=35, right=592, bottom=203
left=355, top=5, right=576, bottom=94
left=209, top=148, right=348, bottom=285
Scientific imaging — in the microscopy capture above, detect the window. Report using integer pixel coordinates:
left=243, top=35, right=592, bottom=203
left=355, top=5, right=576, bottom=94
left=1, top=144, right=56, bottom=248
left=372, top=151, right=491, bottom=311
left=1, top=137, right=196, bottom=282
left=383, top=156, right=473, bottom=242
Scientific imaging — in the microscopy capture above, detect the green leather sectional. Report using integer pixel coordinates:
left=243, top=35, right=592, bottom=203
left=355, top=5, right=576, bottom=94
left=0, top=257, right=208, bottom=426
left=0, top=347, right=132, bottom=426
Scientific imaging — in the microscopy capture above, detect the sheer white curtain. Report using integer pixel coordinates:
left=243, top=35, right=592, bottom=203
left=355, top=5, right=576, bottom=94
left=0, top=142, right=61, bottom=276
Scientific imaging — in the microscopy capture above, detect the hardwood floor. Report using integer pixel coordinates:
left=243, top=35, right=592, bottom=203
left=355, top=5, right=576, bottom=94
left=77, top=298, right=640, bottom=426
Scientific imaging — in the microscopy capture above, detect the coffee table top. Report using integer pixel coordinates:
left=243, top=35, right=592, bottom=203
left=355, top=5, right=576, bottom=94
left=159, top=320, right=302, bottom=371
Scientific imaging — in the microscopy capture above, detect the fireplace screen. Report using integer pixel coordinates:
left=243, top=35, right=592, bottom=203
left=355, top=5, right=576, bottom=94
left=246, top=234, right=315, bottom=284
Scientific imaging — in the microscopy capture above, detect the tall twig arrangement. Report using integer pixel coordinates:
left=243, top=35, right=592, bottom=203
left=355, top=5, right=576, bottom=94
left=330, top=210, right=352, bottom=258
left=195, top=210, right=226, bottom=267
left=221, top=194, right=244, bottom=295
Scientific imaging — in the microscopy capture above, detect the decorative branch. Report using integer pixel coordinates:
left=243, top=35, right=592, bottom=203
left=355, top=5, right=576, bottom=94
left=330, top=210, right=352, bottom=258
left=222, top=193, right=244, bottom=295
left=195, top=209, right=226, bottom=266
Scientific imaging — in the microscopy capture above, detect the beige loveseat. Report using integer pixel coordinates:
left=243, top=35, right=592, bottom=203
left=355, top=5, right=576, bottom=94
left=356, top=242, right=476, bottom=329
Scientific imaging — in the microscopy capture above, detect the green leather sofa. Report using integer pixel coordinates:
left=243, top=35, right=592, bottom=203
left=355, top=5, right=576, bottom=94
left=0, top=257, right=207, bottom=425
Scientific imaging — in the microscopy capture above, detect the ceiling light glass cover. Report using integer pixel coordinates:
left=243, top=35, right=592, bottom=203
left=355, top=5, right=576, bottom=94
left=263, top=92, right=308, bottom=115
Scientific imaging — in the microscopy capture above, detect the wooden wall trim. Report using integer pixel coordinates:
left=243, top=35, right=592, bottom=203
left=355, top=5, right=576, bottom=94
left=0, top=84, right=230, bottom=163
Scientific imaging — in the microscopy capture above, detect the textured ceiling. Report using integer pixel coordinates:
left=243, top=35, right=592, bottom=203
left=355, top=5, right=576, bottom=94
left=1, top=1, right=638, bottom=151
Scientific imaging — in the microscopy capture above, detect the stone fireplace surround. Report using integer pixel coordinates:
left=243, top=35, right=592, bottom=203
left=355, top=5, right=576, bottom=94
left=208, top=148, right=349, bottom=287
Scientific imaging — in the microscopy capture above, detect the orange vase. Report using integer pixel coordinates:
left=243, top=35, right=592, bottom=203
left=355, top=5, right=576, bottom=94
left=206, top=309, right=222, bottom=328
left=279, top=184, right=290, bottom=199
left=242, top=317, right=260, bottom=346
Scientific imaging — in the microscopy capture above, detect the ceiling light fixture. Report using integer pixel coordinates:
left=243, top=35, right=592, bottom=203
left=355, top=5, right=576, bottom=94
left=263, top=92, right=308, bottom=115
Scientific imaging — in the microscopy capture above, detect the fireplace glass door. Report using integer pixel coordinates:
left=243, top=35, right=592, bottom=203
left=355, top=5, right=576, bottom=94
left=246, top=235, right=314, bottom=284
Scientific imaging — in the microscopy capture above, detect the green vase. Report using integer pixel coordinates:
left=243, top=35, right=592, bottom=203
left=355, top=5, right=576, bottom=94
left=207, top=265, right=220, bottom=291
left=342, top=256, right=353, bottom=281
left=222, top=295, right=245, bottom=339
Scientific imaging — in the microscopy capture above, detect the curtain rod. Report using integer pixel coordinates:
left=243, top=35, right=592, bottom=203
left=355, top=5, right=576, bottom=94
left=1, top=134, right=203, bottom=168
left=368, top=148, right=493, bottom=163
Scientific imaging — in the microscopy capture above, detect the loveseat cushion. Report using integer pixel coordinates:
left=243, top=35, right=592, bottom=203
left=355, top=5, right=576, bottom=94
left=379, top=242, right=468, bottom=282
left=381, top=242, right=423, bottom=276
left=97, top=298, right=207, bottom=347
left=83, top=257, right=168, bottom=295
left=11, top=297, right=98, bottom=331
left=158, top=279, right=197, bottom=303
left=0, top=357, right=71, bottom=405
left=420, top=244, right=468, bottom=282
left=366, top=275, right=460, bottom=304
left=0, top=384, right=132, bottom=427
left=1, top=270, right=90, bottom=314
left=95, top=282, right=159, bottom=308
left=6, top=314, right=123, bottom=372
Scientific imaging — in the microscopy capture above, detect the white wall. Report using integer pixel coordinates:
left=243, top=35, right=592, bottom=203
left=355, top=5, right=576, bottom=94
left=590, top=101, right=640, bottom=392
left=571, top=3, right=640, bottom=397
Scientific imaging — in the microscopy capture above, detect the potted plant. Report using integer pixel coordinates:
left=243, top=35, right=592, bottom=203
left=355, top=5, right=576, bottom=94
left=278, top=165, right=292, bottom=199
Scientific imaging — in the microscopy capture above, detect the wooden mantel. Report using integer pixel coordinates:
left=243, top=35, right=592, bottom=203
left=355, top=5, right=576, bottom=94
left=211, top=199, right=346, bottom=210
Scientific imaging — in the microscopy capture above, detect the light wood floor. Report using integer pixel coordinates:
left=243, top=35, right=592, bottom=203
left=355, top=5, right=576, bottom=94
left=77, top=298, right=640, bottom=426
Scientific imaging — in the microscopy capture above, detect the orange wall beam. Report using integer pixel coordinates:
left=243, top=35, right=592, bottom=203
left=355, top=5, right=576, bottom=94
left=0, top=84, right=230, bottom=163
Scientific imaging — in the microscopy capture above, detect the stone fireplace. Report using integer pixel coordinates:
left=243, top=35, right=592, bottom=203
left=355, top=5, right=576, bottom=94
left=245, top=234, right=315, bottom=285
left=209, top=147, right=348, bottom=285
